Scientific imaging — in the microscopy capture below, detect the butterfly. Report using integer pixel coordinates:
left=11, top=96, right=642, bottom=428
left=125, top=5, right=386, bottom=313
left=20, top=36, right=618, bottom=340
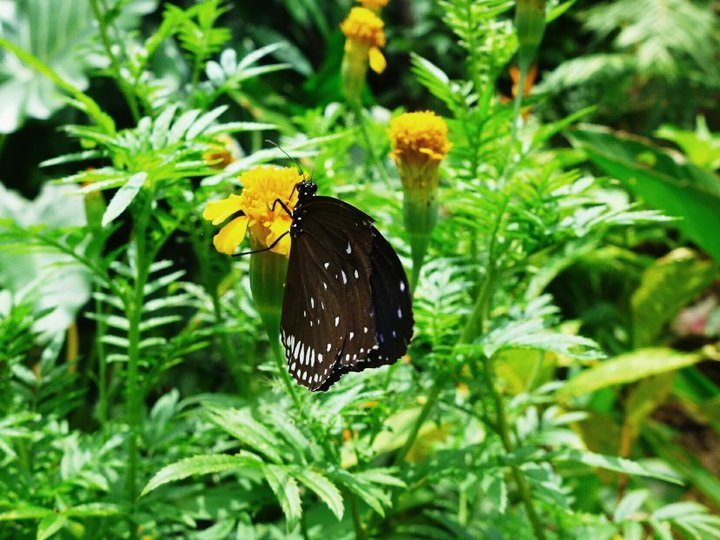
left=278, top=179, right=413, bottom=391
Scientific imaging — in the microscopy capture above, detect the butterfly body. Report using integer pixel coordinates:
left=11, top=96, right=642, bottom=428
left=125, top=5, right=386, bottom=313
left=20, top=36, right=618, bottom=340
left=280, top=180, right=413, bottom=391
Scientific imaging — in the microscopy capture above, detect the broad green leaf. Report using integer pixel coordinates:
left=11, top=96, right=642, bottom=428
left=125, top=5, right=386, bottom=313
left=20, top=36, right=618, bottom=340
left=554, top=449, right=682, bottom=484
left=37, top=513, right=67, bottom=540
left=568, top=126, right=720, bottom=261
left=631, top=248, right=716, bottom=347
left=263, top=465, right=301, bottom=530
left=294, top=470, right=344, bottom=521
left=0, top=505, right=52, bottom=521
left=101, top=172, right=148, bottom=227
left=64, top=503, right=122, bottom=517
left=624, top=373, right=674, bottom=431
left=140, top=453, right=262, bottom=497
left=557, top=348, right=705, bottom=399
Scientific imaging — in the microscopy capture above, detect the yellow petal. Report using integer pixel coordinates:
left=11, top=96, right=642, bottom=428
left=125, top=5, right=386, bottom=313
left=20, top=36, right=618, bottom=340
left=368, top=47, right=386, bottom=74
left=212, top=216, right=248, bottom=255
left=267, top=219, right=292, bottom=257
left=203, top=194, right=243, bottom=225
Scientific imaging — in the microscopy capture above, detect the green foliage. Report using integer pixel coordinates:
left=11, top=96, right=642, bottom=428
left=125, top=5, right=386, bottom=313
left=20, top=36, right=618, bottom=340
left=0, top=0, right=719, bottom=538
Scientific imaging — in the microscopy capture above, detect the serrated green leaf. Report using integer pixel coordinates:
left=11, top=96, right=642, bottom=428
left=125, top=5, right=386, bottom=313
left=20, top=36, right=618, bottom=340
left=652, top=502, right=708, bottom=521
left=101, top=172, right=147, bottom=227
left=558, top=348, right=705, bottom=398
left=555, top=449, right=682, bottom=484
left=207, top=408, right=283, bottom=463
left=355, top=468, right=406, bottom=488
left=186, top=106, right=228, bottom=140
left=330, top=469, right=389, bottom=517
left=263, top=464, right=302, bottom=530
left=140, top=453, right=262, bottom=497
left=613, top=489, right=648, bottom=522
left=295, top=469, right=344, bottom=521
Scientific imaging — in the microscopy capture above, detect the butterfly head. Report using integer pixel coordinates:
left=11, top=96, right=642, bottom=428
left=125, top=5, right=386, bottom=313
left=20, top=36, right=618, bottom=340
left=295, top=179, right=317, bottom=203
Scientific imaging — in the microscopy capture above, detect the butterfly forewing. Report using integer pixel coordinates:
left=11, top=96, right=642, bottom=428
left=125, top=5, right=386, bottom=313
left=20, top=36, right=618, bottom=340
left=280, top=197, right=378, bottom=391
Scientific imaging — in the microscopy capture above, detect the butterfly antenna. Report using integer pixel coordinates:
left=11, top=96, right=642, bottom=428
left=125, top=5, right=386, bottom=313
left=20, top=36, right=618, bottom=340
left=265, top=139, right=307, bottom=180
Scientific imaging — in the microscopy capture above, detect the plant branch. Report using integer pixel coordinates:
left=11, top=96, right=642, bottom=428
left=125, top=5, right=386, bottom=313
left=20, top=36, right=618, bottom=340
left=88, top=0, right=140, bottom=123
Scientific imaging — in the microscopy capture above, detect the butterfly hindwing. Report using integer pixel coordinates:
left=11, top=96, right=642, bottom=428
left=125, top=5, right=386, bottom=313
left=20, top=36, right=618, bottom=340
left=367, top=228, right=414, bottom=365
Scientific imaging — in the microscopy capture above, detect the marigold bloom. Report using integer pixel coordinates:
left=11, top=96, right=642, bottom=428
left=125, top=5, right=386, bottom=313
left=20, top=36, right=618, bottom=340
left=341, top=7, right=387, bottom=102
left=389, top=111, right=450, bottom=289
left=341, top=7, right=386, bottom=73
left=357, top=0, right=389, bottom=12
left=202, top=165, right=302, bottom=256
left=389, top=111, right=451, bottom=192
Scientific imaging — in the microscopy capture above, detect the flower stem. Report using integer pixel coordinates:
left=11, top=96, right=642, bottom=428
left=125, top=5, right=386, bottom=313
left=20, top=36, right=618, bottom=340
left=499, top=64, right=527, bottom=186
left=270, top=337, right=302, bottom=413
left=350, top=102, right=391, bottom=185
left=124, top=196, right=152, bottom=539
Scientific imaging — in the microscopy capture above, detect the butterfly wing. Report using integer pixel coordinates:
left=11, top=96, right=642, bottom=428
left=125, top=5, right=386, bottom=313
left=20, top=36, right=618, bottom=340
left=280, top=197, right=378, bottom=391
left=336, top=227, right=414, bottom=375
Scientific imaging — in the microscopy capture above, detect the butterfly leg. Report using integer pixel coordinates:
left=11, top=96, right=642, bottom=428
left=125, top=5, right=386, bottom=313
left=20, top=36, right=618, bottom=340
left=270, top=198, right=293, bottom=217
left=232, top=231, right=290, bottom=257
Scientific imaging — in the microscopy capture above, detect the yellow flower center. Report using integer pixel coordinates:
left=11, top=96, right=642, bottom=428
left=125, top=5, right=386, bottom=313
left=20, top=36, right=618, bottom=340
left=389, top=111, right=451, bottom=165
left=202, top=165, right=303, bottom=256
left=341, top=7, right=386, bottom=50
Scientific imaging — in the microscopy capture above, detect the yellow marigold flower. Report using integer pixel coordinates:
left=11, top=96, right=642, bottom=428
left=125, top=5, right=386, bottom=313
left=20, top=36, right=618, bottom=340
left=357, top=0, right=389, bottom=12
left=389, top=111, right=451, bottom=190
left=389, top=111, right=451, bottom=289
left=202, top=165, right=302, bottom=257
left=341, top=7, right=387, bottom=102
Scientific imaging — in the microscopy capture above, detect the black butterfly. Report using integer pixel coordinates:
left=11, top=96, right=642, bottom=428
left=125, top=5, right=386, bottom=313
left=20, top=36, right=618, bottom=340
left=278, top=179, right=413, bottom=391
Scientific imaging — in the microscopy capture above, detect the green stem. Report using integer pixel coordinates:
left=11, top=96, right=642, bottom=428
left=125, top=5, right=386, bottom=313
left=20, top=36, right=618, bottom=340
left=270, top=338, right=302, bottom=413
left=393, top=382, right=441, bottom=466
left=95, top=289, right=108, bottom=424
left=124, top=197, right=152, bottom=539
left=88, top=0, right=140, bottom=123
left=483, top=355, right=547, bottom=540
left=350, top=102, right=391, bottom=185
left=393, top=195, right=505, bottom=465
left=189, top=223, right=250, bottom=395
left=349, top=491, right=366, bottom=540
left=499, top=63, right=527, bottom=187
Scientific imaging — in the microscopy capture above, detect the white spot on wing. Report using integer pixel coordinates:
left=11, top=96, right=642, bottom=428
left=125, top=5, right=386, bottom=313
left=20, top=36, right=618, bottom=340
left=335, top=316, right=340, bottom=327
left=349, top=332, right=354, bottom=341
left=346, top=242, right=352, bottom=254
left=400, top=281, right=406, bottom=292
left=327, top=343, right=332, bottom=352
left=354, top=269, right=359, bottom=279
left=397, top=308, right=403, bottom=319
left=310, top=297, right=314, bottom=309
left=341, top=271, right=347, bottom=284
left=324, top=262, right=330, bottom=269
